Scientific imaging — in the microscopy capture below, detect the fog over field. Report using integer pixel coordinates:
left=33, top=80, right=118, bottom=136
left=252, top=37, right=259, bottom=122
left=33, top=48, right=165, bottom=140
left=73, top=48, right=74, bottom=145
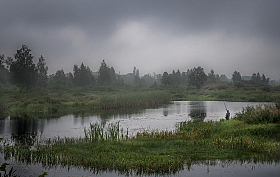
left=0, top=0, right=279, bottom=79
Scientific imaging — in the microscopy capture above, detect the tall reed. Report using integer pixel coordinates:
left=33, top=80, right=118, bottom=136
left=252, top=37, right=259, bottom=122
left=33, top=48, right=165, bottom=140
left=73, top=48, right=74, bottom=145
left=84, top=121, right=127, bottom=142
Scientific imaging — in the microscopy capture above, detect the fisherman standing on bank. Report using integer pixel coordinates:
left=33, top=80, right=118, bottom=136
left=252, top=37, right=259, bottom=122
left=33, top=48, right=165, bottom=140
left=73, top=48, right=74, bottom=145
left=225, top=110, right=230, bottom=120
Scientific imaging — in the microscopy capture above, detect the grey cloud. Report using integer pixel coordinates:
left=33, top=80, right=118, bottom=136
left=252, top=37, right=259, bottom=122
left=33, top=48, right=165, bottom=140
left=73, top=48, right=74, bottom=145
left=1, top=0, right=279, bottom=40
left=0, top=0, right=279, bottom=79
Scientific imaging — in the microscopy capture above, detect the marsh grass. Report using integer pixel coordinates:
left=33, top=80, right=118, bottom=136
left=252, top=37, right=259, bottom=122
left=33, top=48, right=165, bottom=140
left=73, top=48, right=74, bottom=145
left=0, top=163, right=17, bottom=177
left=1, top=87, right=171, bottom=116
left=84, top=121, right=126, bottom=142
left=234, top=104, right=280, bottom=124
left=96, top=91, right=171, bottom=110
left=2, top=82, right=280, bottom=116
left=179, top=83, right=280, bottom=102
left=3, top=105, right=280, bottom=175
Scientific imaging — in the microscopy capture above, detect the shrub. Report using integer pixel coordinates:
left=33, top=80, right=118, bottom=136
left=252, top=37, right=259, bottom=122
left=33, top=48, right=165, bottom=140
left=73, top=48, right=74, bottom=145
left=233, top=81, right=245, bottom=88
left=262, top=86, right=271, bottom=92
left=248, top=97, right=257, bottom=102
left=234, top=105, right=280, bottom=124
left=217, top=84, right=228, bottom=90
left=272, top=85, right=280, bottom=92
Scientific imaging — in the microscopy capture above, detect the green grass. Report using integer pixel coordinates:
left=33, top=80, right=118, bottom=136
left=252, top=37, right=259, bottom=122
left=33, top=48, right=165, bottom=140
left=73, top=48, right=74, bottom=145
left=0, top=85, right=171, bottom=116
left=1, top=82, right=280, bottom=117
left=3, top=104, right=280, bottom=175
left=234, top=104, right=280, bottom=124
left=157, top=83, right=280, bottom=102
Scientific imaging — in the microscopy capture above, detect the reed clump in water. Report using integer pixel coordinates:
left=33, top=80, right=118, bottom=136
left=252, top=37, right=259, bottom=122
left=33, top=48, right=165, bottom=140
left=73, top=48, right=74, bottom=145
left=84, top=121, right=127, bottom=142
left=3, top=105, right=280, bottom=175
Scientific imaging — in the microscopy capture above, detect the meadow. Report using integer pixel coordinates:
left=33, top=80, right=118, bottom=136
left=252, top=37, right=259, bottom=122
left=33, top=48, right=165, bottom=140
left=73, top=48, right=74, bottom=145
left=1, top=82, right=280, bottom=119
left=0, top=85, right=171, bottom=119
left=170, top=82, right=280, bottom=102
left=2, top=103, right=280, bottom=175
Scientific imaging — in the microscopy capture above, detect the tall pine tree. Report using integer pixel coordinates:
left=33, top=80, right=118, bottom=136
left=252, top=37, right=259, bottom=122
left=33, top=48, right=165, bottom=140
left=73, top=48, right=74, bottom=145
left=98, top=60, right=111, bottom=85
left=73, top=63, right=95, bottom=86
left=10, top=45, right=38, bottom=92
left=36, top=55, right=48, bottom=87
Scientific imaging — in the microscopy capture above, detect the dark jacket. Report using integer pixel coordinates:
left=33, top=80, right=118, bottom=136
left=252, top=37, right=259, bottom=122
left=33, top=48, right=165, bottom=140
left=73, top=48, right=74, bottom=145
left=225, top=111, right=230, bottom=120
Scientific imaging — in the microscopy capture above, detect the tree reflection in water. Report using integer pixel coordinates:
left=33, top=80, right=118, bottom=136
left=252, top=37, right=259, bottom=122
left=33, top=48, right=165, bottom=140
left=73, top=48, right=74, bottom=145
left=9, top=115, right=42, bottom=146
left=188, top=101, right=207, bottom=121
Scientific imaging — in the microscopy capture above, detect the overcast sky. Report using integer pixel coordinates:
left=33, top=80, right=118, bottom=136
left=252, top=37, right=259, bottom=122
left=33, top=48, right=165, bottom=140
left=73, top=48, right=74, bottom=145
left=1, top=0, right=280, bottom=79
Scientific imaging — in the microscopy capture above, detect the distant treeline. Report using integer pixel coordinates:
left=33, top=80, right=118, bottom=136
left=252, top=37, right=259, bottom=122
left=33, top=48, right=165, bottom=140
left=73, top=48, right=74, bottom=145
left=0, top=45, right=273, bottom=91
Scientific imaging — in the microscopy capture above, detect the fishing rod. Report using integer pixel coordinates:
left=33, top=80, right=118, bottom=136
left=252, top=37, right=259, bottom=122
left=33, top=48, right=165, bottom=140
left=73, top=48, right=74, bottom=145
left=223, top=101, right=228, bottom=111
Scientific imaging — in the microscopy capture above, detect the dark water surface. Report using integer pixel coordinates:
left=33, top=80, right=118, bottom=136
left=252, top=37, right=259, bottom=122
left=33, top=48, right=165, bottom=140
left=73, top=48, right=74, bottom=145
left=1, top=156, right=279, bottom=177
left=1, top=101, right=279, bottom=177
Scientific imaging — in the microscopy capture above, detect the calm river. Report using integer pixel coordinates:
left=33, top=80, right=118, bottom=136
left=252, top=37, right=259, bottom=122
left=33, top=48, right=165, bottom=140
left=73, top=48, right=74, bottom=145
left=0, top=101, right=279, bottom=177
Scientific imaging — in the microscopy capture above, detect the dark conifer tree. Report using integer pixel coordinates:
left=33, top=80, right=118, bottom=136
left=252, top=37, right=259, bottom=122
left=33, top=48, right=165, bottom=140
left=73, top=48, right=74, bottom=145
left=73, top=63, right=95, bottom=86
left=161, top=72, right=169, bottom=86
left=110, top=67, right=116, bottom=82
left=232, top=71, right=241, bottom=82
left=36, top=55, right=48, bottom=87
left=188, top=66, right=207, bottom=89
left=10, top=45, right=38, bottom=92
left=174, top=70, right=182, bottom=85
left=208, top=69, right=216, bottom=83
left=256, top=72, right=261, bottom=83
left=0, top=54, right=9, bottom=84
left=98, top=60, right=111, bottom=85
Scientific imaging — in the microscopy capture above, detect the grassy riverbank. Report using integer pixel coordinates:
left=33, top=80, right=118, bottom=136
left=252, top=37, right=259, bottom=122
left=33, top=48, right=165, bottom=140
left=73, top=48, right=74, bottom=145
left=2, top=104, right=280, bottom=175
left=0, top=85, right=171, bottom=118
left=1, top=83, right=280, bottom=118
left=170, top=82, right=280, bottom=102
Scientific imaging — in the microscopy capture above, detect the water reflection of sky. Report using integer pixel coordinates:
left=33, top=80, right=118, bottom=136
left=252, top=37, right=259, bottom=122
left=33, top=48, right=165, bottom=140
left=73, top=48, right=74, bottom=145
left=0, top=101, right=272, bottom=140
